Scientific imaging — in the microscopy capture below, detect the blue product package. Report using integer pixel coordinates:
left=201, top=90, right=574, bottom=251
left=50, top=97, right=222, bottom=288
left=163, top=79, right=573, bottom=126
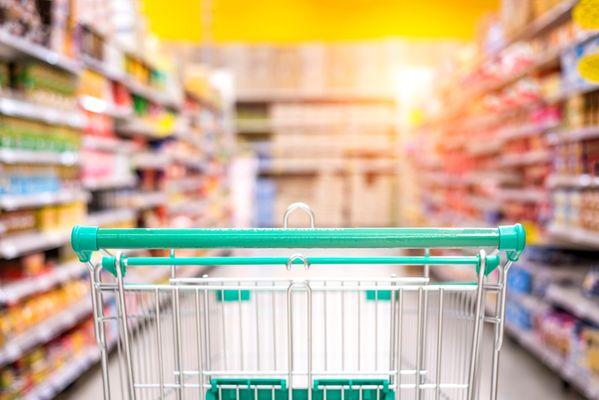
left=256, top=178, right=276, bottom=227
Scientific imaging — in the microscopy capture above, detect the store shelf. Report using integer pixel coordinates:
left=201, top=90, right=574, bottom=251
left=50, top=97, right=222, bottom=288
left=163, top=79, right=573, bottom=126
left=468, top=171, right=520, bottom=184
left=0, top=148, right=80, bottom=165
left=174, top=131, right=204, bottom=148
left=0, top=296, right=93, bottom=367
left=422, top=172, right=470, bottom=186
left=547, top=126, right=599, bottom=144
left=0, top=250, right=225, bottom=383
left=172, top=154, right=207, bottom=170
left=0, top=96, right=85, bottom=128
left=131, top=152, right=171, bottom=169
left=82, top=53, right=181, bottom=109
left=122, top=79, right=181, bottom=110
left=421, top=26, right=598, bottom=129
left=0, top=229, right=72, bottom=259
left=117, top=117, right=174, bottom=139
left=236, top=88, right=396, bottom=103
left=0, top=189, right=89, bottom=211
left=498, top=121, right=560, bottom=142
left=499, top=150, right=551, bottom=167
left=545, top=284, right=599, bottom=325
left=515, top=259, right=587, bottom=282
left=505, top=323, right=599, bottom=399
left=79, top=95, right=133, bottom=119
left=167, top=176, right=204, bottom=192
left=470, top=50, right=561, bottom=100
left=497, top=188, right=546, bottom=203
left=83, top=175, right=137, bottom=191
left=80, top=54, right=126, bottom=82
left=547, top=173, right=599, bottom=188
left=168, top=199, right=206, bottom=215
left=87, top=208, right=137, bottom=227
left=466, top=139, right=503, bottom=156
left=559, top=82, right=599, bottom=100
left=489, top=0, right=577, bottom=56
left=547, top=224, right=599, bottom=248
left=0, top=4, right=232, bottom=398
left=82, top=135, right=136, bottom=153
left=236, top=119, right=272, bottom=133
left=22, top=347, right=100, bottom=400
left=510, top=291, right=551, bottom=314
left=0, top=209, right=136, bottom=259
left=469, top=194, right=501, bottom=211
left=18, top=250, right=226, bottom=399
left=126, top=191, right=168, bottom=209
left=260, top=158, right=346, bottom=175
left=0, top=30, right=81, bottom=74
left=0, top=262, right=86, bottom=305
left=270, top=118, right=397, bottom=129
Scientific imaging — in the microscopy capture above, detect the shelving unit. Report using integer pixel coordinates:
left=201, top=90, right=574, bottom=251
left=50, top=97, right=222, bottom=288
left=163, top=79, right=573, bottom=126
left=408, top=1, right=599, bottom=397
left=0, top=2, right=233, bottom=398
left=0, top=296, right=94, bottom=367
left=506, top=324, right=599, bottom=399
left=0, top=148, right=80, bottom=166
left=0, top=230, right=73, bottom=259
left=0, top=96, right=85, bottom=128
left=0, top=30, right=82, bottom=74
left=21, top=346, right=100, bottom=400
left=0, top=189, right=89, bottom=211
left=82, top=175, right=137, bottom=191
left=0, top=261, right=85, bottom=305
left=236, top=95, right=399, bottom=227
left=545, top=284, right=599, bottom=325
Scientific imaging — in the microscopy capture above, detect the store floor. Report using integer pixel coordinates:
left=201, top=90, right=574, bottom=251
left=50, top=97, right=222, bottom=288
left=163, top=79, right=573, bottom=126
left=57, top=250, right=585, bottom=400
left=58, top=335, right=584, bottom=400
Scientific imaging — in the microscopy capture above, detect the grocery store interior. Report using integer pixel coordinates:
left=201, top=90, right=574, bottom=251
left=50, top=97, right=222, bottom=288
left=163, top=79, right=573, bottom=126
left=0, top=0, right=599, bottom=399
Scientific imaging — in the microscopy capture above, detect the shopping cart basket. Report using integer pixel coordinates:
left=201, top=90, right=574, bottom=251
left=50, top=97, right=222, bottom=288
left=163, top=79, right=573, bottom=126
left=71, top=203, right=525, bottom=400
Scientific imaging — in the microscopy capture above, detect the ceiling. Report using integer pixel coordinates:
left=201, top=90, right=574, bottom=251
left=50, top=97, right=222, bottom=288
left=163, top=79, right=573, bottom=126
left=140, top=0, right=499, bottom=43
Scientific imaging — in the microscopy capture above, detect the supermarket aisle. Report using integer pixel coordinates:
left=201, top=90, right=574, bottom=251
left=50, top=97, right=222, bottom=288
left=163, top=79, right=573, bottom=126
left=57, top=251, right=585, bottom=400
left=58, top=333, right=584, bottom=400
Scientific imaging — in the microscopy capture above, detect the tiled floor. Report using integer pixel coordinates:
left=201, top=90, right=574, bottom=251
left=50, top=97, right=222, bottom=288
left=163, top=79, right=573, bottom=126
left=58, top=251, right=586, bottom=400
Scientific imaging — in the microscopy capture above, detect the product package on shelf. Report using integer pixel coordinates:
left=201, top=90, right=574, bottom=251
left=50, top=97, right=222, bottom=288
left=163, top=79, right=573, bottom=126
left=0, top=0, right=75, bottom=55
left=255, top=178, right=276, bottom=227
left=0, top=2, right=235, bottom=398
left=349, top=171, right=394, bottom=227
left=214, top=42, right=418, bottom=98
left=0, top=318, right=98, bottom=399
left=561, top=34, right=599, bottom=92
left=501, top=247, right=599, bottom=393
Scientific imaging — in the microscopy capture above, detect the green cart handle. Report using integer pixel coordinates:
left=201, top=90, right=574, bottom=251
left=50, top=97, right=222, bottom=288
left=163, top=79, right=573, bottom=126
left=101, top=254, right=502, bottom=278
left=71, top=224, right=525, bottom=263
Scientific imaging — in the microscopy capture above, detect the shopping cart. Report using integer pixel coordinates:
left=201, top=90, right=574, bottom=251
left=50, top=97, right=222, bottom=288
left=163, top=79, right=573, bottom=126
left=71, top=203, right=525, bottom=400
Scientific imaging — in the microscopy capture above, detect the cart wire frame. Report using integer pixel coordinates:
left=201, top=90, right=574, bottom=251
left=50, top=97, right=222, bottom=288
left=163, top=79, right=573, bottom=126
left=72, top=203, right=525, bottom=400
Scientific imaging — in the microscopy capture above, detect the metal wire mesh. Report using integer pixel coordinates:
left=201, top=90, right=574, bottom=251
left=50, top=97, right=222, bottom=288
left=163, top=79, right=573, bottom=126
left=91, top=270, right=496, bottom=400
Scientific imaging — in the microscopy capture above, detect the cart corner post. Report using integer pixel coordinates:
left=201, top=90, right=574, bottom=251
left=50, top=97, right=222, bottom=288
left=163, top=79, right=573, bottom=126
left=498, top=224, right=526, bottom=261
left=71, top=225, right=99, bottom=262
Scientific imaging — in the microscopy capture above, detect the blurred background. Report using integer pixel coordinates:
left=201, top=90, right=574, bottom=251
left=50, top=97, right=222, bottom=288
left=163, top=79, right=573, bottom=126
left=0, top=0, right=598, bottom=398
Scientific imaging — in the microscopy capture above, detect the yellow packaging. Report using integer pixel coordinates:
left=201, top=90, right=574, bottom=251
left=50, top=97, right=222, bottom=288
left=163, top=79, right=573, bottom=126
left=36, top=206, right=58, bottom=231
